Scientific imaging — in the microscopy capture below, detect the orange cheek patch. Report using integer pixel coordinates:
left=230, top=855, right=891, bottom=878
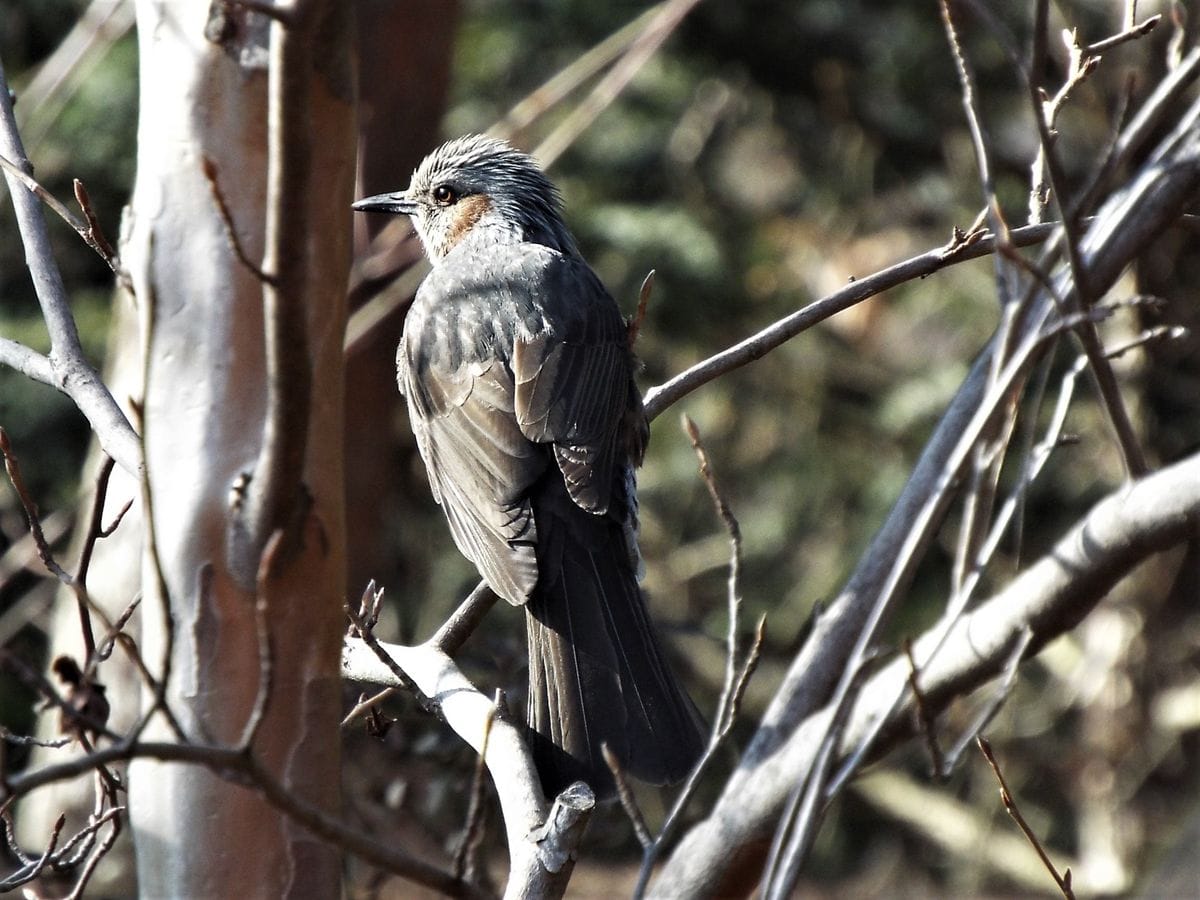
left=444, top=194, right=492, bottom=253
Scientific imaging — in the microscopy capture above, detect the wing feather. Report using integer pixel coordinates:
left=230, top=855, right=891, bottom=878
left=398, top=242, right=641, bottom=604
left=512, top=258, right=636, bottom=514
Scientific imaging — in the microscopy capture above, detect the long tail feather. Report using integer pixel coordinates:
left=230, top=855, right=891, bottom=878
left=526, top=480, right=705, bottom=800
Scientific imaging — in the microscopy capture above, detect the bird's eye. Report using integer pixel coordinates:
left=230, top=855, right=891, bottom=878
left=432, top=184, right=458, bottom=205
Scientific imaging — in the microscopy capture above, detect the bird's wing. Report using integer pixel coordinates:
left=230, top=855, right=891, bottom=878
left=398, top=263, right=549, bottom=606
left=511, top=253, right=638, bottom=515
left=398, top=245, right=640, bottom=603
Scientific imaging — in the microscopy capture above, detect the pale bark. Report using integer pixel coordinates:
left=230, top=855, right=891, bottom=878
left=123, top=2, right=354, bottom=895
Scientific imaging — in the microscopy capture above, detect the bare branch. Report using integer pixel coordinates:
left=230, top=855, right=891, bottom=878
left=494, top=2, right=670, bottom=140
left=603, top=743, right=652, bottom=849
left=533, top=0, right=705, bottom=168
left=642, top=221, right=1064, bottom=422
left=655, top=449, right=1200, bottom=898
left=225, top=4, right=316, bottom=590
left=978, top=737, right=1076, bottom=899
left=237, top=533, right=282, bottom=751
left=454, top=690, right=499, bottom=884
left=903, top=638, right=944, bottom=778
left=201, top=156, right=278, bottom=285
left=0, top=813, right=65, bottom=890
left=340, top=685, right=399, bottom=729
left=71, top=178, right=119, bottom=267
left=0, top=428, right=74, bottom=583
left=341, top=635, right=595, bottom=899
left=2, top=738, right=480, bottom=899
left=429, top=580, right=499, bottom=655
left=0, top=61, right=141, bottom=475
left=941, top=626, right=1033, bottom=773
left=652, top=93, right=1200, bottom=896
left=1087, top=14, right=1160, bottom=54
left=631, top=416, right=765, bottom=894
left=0, top=726, right=71, bottom=749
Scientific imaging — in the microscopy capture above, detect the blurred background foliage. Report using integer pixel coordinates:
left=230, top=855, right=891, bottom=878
left=2, top=0, right=1199, bottom=895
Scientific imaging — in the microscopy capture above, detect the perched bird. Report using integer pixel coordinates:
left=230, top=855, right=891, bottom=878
left=353, top=135, right=705, bottom=799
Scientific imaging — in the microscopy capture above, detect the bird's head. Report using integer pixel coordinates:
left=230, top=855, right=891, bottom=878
left=353, top=134, right=577, bottom=263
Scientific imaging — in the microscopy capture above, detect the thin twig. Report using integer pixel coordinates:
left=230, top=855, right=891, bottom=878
left=429, top=580, right=499, bottom=654
left=760, top=661, right=873, bottom=900
left=2, top=738, right=480, bottom=898
left=0, top=154, right=111, bottom=270
left=940, top=0, right=1017, bottom=308
left=642, top=220, right=1065, bottom=421
left=454, top=690, right=499, bottom=883
left=977, top=737, right=1076, bottom=899
left=201, top=156, right=278, bottom=286
left=63, top=805, right=123, bottom=900
left=902, top=638, right=944, bottom=778
left=0, top=156, right=99, bottom=266
left=237, top=532, right=281, bottom=751
left=91, top=595, right=139, bottom=665
left=681, top=414, right=746, bottom=732
left=345, top=601, right=436, bottom=715
left=602, top=743, right=652, bottom=849
left=942, top=627, right=1033, bottom=772
left=0, top=428, right=73, bottom=583
left=71, top=178, right=120, bottom=271
left=224, top=4, right=315, bottom=591
left=633, top=417, right=766, bottom=894
left=98, top=496, right=133, bottom=538
left=1087, top=14, right=1160, bottom=54
left=74, top=454, right=121, bottom=661
left=1025, top=34, right=1149, bottom=477
left=0, top=813, right=65, bottom=890
left=963, top=0, right=1153, bottom=477
left=627, top=269, right=654, bottom=347
left=0, top=726, right=71, bottom=749
left=940, top=0, right=1025, bottom=600
left=533, top=0, right=704, bottom=168
left=340, top=685, right=400, bottom=729
left=633, top=615, right=765, bottom=897
left=494, top=3, right=670, bottom=140
left=827, top=325, right=1099, bottom=799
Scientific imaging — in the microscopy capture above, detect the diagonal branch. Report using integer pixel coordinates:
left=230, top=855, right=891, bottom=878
left=643, top=221, right=1066, bottom=422
left=650, top=82, right=1200, bottom=899
left=0, top=59, right=141, bottom=475
left=341, top=635, right=594, bottom=900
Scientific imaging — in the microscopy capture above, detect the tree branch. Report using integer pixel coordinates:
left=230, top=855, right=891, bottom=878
left=0, top=56, right=141, bottom=475
left=225, top=2, right=315, bottom=590
left=1, top=737, right=481, bottom=899
left=341, top=636, right=594, bottom=900
left=653, top=449, right=1200, bottom=897
left=651, top=85, right=1200, bottom=899
left=642, top=221, right=1060, bottom=422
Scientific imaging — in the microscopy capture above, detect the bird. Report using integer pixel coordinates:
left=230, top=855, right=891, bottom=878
left=353, top=134, right=706, bottom=800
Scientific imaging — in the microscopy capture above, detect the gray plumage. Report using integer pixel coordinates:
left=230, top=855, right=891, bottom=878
left=354, top=135, right=704, bottom=798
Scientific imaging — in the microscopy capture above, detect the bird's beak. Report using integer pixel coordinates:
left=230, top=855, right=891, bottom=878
left=352, top=191, right=418, bottom=215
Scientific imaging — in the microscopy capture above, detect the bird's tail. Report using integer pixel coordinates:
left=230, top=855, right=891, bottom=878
left=525, top=483, right=706, bottom=800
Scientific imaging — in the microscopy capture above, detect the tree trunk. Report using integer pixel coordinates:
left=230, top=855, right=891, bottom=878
left=123, top=2, right=353, bottom=894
